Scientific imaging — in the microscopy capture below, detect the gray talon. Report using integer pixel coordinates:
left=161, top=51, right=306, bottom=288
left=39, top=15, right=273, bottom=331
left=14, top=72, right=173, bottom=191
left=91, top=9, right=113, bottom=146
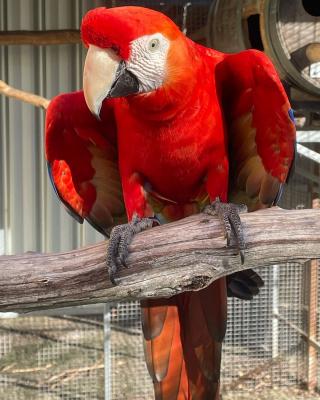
left=204, top=197, right=247, bottom=264
left=107, top=216, right=155, bottom=285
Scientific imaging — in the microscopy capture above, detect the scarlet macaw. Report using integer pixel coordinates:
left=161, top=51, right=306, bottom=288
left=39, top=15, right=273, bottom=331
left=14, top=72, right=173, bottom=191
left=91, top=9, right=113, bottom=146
left=45, top=6, right=296, bottom=399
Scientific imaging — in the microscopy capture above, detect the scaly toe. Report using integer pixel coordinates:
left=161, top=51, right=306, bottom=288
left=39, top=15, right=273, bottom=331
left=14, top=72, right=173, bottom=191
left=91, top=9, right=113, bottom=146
left=107, top=216, right=156, bottom=285
left=107, top=224, right=127, bottom=285
left=204, top=197, right=247, bottom=263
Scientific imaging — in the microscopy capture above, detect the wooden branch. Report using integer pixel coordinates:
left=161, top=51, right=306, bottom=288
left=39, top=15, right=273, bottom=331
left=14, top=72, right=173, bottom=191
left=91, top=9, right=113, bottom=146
left=0, top=207, right=319, bottom=313
left=0, top=30, right=80, bottom=46
left=0, top=80, right=50, bottom=110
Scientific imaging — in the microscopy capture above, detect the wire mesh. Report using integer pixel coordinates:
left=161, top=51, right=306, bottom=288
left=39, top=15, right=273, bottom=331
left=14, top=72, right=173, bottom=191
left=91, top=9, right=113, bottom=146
left=106, top=157, right=318, bottom=400
left=0, top=316, right=104, bottom=399
left=109, top=302, right=153, bottom=400
left=0, top=0, right=319, bottom=399
left=104, top=0, right=211, bottom=41
left=221, top=264, right=307, bottom=397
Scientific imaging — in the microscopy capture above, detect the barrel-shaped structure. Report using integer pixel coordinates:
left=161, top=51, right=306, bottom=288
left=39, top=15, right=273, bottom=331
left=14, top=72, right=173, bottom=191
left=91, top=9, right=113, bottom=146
left=208, top=0, right=320, bottom=97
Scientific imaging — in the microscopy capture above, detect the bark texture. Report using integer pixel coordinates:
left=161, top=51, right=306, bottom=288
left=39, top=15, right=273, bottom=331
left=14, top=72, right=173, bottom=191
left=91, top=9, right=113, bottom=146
left=0, top=207, right=319, bottom=313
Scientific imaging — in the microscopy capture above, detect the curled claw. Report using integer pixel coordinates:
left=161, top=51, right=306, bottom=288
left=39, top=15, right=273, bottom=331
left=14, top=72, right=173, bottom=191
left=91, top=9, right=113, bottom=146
left=203, top=197, right=247, bottom=264
left=107, top=215, right=158, bottom=285
left=227, top=269, right=264, bottom=300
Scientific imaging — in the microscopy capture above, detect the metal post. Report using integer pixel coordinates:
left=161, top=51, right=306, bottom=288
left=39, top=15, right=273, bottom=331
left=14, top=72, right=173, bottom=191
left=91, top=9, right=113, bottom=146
left=306, top=198, right=319, bottom=391
left=272, top=265, right=279, bottom=359
left=182, top=2, right=192, bottom=35
left=104, top=304, right=112, bottom=400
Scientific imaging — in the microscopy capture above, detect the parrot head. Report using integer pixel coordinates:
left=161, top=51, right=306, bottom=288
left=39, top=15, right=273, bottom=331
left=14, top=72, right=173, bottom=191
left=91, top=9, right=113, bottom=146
left=81, top=6, right=193, bottom=117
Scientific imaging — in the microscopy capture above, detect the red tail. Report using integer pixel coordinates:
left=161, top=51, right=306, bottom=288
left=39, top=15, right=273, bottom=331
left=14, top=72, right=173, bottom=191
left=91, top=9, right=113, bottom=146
left=141, top=278, right=227, bottom=399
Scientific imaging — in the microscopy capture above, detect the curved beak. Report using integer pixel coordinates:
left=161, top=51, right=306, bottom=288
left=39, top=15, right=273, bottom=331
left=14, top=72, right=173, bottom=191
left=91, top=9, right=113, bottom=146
left=83, top=45, right=140, bottom=118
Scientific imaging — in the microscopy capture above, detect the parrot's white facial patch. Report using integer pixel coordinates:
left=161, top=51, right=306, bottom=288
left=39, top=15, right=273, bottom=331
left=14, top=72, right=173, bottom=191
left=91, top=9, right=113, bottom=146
left=127, top=33, right=170, bottom=93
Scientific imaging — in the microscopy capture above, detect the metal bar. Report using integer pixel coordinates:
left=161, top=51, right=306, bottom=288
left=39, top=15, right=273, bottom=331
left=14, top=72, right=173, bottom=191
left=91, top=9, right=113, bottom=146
left=0, top=30, right=80, bottom=45
left=297, top=144, right=320, bottom=165
left=104, top=304, right=111, bottom=400
left=297, top=131, right=320, bottom=143
left=274, top=313, right=320, bottom=351
left=182, top=2, right=192, bottom=35
left=272, top=266, right=279, bottom=358
left=306, top=199, right=319, bottom=391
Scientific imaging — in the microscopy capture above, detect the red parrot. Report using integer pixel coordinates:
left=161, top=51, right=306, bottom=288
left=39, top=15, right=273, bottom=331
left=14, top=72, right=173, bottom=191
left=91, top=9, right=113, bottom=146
left=45, top=6, right=296, bottom=399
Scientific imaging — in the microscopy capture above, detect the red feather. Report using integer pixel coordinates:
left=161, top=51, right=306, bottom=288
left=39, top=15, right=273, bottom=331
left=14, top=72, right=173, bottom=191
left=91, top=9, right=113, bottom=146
left=81, top=6, right=180, bottom=59
left=46, top=7, right=296, bottom=399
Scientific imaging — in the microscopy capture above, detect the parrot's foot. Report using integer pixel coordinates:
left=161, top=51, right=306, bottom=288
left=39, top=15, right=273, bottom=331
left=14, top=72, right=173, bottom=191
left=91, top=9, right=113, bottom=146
left=107, top=215, right=158, bottom=285
left=227, top=269, right=264, bottom=300
left=203, top=197, right=247, bottom=264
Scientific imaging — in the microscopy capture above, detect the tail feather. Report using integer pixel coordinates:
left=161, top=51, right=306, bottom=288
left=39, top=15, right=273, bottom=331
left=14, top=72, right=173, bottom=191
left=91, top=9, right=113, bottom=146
left=141, top=278, right=227, bottom=400
left=143, top=304, right=177, bottom=381
left=142, top=298, right=189, bottom=399
left=199, top=281, right=227, bottom=342
left=142, top=298, right=170, bottom=340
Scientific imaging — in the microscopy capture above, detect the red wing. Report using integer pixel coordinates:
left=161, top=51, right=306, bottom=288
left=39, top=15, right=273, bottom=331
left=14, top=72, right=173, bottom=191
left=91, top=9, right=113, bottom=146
left=217, top=50, right=296, bottom=211
left=45, top=91, right=126, bottom=236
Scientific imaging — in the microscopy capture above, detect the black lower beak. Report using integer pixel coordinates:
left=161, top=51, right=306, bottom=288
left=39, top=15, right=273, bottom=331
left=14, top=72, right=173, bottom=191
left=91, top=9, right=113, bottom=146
left=108, top=61, right=140, bottom=98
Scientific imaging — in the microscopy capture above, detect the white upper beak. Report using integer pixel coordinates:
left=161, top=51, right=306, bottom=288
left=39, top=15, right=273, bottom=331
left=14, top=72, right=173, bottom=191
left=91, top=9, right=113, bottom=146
left=83, top=45, right=121, bottom=117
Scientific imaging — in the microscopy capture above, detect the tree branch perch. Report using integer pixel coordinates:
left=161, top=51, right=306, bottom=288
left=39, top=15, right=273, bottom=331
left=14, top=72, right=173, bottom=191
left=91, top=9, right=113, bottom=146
left=0, top=207, right=319, bottom=313
left=0, top=80, right=50, bottom=109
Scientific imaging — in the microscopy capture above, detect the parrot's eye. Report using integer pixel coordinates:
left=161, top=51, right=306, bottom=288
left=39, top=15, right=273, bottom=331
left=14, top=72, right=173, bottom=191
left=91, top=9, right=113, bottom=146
left=127, top=33, right=169, bottom=93
left=148, top=38, right=160, bottom=52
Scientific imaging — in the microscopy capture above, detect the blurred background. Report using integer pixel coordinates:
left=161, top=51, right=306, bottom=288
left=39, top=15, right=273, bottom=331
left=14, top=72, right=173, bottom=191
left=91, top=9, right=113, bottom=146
left=0, top=0, right=319, bottom=399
